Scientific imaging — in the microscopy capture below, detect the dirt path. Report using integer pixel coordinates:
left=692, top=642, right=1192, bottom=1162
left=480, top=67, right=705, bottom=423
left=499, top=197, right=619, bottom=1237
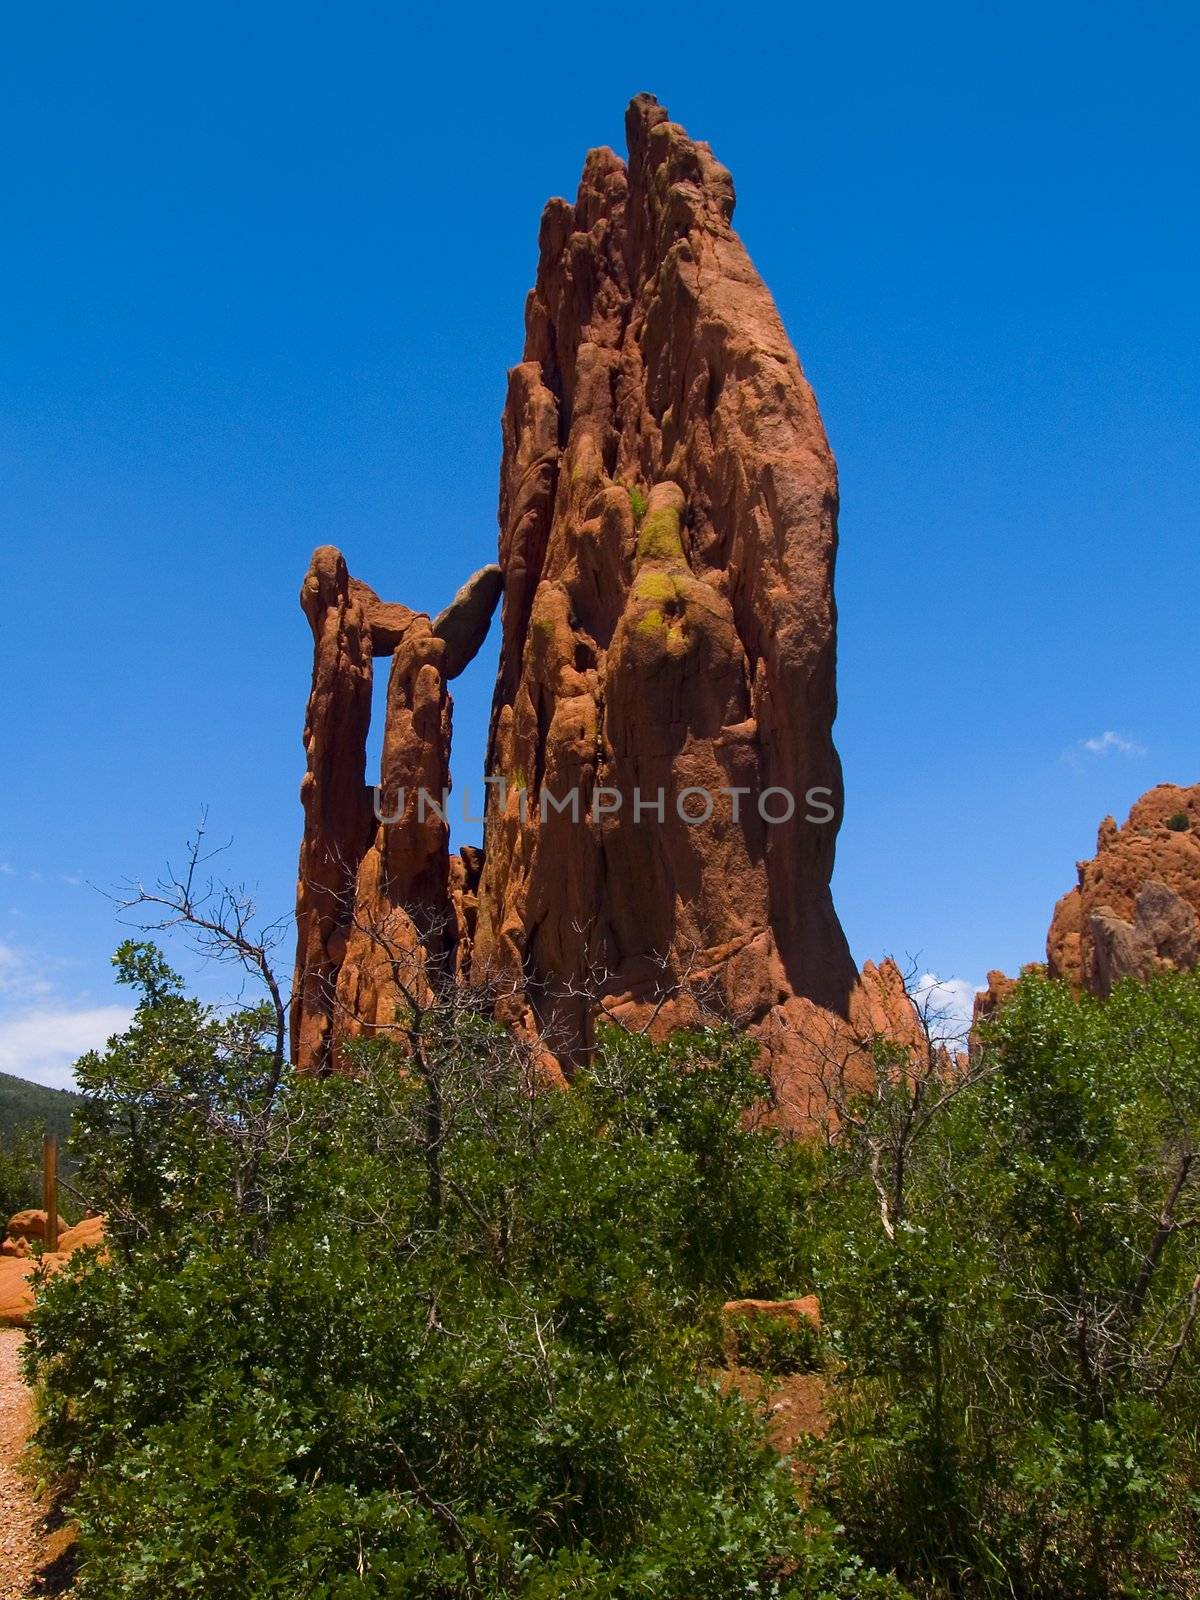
left=0, top=1329, right=72, bottom=1599
left=0, top=1331, right=40, bottom=1598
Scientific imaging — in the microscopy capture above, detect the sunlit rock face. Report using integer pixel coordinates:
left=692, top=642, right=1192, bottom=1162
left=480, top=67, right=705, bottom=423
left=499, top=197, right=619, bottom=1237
left=1047, top=784, right=1200, bottom=997
left=291, top=547, right=501, bottom=1074
left=292, top=96, right=917, bottom=1119
left=473, top=93, right=899, bottom=1112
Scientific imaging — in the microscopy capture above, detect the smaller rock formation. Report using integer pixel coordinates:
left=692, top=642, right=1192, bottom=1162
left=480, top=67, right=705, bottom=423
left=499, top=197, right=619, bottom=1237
left=433, top=566, right=504, bottom=679
left=291, top=547, right=503, bottom=1074
left=0, top=1213, right=106, bottom=1327
left=722, top=1296, right=821, bottom=1333
left=974, top=783, right=1200, bottom=1028
left=972, top=969, right=1021, bottom=1031
left=1048, top=783, right=1200, bottom=997
left=3, top=1209, right=68, bottom=1246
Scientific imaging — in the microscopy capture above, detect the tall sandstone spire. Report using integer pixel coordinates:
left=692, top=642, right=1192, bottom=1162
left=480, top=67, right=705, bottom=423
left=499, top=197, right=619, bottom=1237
left=292, top=95, right=914, bottom=1117
left=471, top=94, right=906, bottom=1116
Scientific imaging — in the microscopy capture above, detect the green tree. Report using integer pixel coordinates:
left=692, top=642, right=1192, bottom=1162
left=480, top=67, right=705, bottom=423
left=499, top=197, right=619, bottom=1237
left=27, top=945, right=904, bottom=1600
left=811, top=969, right=1200, bottom=1598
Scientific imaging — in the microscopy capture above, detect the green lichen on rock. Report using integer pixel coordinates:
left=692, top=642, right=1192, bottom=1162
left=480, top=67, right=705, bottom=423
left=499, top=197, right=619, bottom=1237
left=633, top=569, right=679, bottom=607
left=630, top=566, right=687, bottom=645
left=635, top=608, right=667, bottom=639
left=636, top=502, right=684, bottom=565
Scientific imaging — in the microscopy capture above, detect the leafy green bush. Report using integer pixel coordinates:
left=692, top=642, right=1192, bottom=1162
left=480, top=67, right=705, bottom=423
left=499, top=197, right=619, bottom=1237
left=26, top=943, right=904, bottom=1599
left=628, top=484, right=648, bottom=525
left=728, top=1312, right=821, bottom=1376
left=810, top=969, right=1200, bottom=1598
left=1166, top=811, right=1190, bottom=831
left=30, top=939, right=1200, bottom=1597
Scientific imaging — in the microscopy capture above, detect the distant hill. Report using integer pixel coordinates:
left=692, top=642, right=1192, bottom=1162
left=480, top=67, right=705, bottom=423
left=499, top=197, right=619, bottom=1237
left=0, top=1070, right=82, bottom=1141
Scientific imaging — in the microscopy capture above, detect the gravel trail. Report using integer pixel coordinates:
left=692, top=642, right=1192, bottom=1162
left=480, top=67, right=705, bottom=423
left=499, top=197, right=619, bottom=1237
left=0, top=1329, right=73, bottom=1598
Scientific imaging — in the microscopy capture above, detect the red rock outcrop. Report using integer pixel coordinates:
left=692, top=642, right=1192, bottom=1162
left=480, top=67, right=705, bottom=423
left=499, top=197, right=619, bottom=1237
left=471, top=93, right=897, bottom=1104
left=290, top=96, right=921, bottom=1116
left=722, top=1295, right=821, bottom=1334
left=1047, top=784, right=1200, bottom=997
left=291, top=548, right=502, bottom=1073
left=3, top=1210, right=68, bottom=1246
left=292, top=549, right=377, bottom=1074
left=0, top=1212, right=106, bottom=1328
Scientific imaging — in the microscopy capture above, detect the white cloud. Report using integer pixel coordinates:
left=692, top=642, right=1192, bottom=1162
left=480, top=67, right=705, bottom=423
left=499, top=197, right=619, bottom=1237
left=911, top=972, right=984, bottom=1045
left=0, top=1005, right=132, bottom=1091
left=1076, top=730, right=1147, bottom=759
left=0, top=940, right=55, bottom=1002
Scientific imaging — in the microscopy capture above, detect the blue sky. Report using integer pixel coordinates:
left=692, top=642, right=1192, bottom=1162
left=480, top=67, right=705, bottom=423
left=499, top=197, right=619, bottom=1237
left=1, top=4, right=1197, bottom=1086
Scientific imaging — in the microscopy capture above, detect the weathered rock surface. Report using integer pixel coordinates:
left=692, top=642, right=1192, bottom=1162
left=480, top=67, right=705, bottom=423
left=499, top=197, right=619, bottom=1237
left=471, top=93, right=889, bottom=1103
left=292, top=548, right=377, bottom=1073
left=291, top=549, right=502, bottom=1073
left=971, top=967, right=1026, bottom=1038
left=722, top=1296, right=821, bottom=1333
left=3, top=1211, right=67, bottom=1246
left=1048, top=784, right=1200, bottom=997
left=974, top=784, right=1200, bottom=1027
left=434, top=565, right=504, bottom=679
left=0, top=1212, right=106, bottom=1328
left=290, top=96, right=921, bottom=1114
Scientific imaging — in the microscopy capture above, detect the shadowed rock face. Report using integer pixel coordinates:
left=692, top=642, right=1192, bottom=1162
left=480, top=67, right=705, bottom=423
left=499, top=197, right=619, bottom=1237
left=1047, top=784, right=1200, bottom=997
left=434, top=565, right=503, bottom=678
left=471, top=93, right=879, bottom=1105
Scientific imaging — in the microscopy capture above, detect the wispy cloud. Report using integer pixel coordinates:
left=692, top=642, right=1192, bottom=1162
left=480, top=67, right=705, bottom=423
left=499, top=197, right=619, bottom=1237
left=911, top=972, right=984, bottom=1045
left=1069, top=730, right=1148, bottom=761
left=0, top=940, right=55, bottom=1002
left=0, top=1005, right=131, bottom=1092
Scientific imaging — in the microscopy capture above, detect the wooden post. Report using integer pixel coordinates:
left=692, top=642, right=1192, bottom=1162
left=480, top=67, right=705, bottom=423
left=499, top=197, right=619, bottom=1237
left=42, top=1133, right=59, bottom=1253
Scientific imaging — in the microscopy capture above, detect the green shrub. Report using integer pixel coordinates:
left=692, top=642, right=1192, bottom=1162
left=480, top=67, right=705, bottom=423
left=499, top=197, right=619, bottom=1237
left=810, top=968, right=1200, bottom=1597
left=628, top=484, right=648, bottom=525
left=729, top=1313, right=821, bottom=1375
left=1166, top=811, right=1190, bottom=831
left=31, top=939, right=1200, bottom=1596
left=26, top=946, right=901, bottom=1599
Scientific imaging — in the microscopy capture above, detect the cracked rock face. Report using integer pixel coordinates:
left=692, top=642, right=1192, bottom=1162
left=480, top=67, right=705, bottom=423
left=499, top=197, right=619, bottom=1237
left=472, top=93, right=886, bottom=1108
left=1047, top=784, right=1200, bottom=996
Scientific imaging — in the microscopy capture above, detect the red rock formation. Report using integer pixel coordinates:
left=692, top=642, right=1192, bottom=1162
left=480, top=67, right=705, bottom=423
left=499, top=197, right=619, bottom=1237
left=974, top=784, right=1200, bottom=1029
left=722, top=1296, right=822, bottom=1335
left=1047, top=783, right=1200, bottom=996
left=0, top=1213, right=106, bottom=1328
left=291, top=96, right=921, bottom=1116
left=472, top=93, right=892, bottom=1102
left=971, top=968, right=1023, bottom=1037
left=3, top=1209, right=68, bottom=1247
left=291, top=548, right=502, bottom=1073
left=292, top=549, right=377, bottom=1073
